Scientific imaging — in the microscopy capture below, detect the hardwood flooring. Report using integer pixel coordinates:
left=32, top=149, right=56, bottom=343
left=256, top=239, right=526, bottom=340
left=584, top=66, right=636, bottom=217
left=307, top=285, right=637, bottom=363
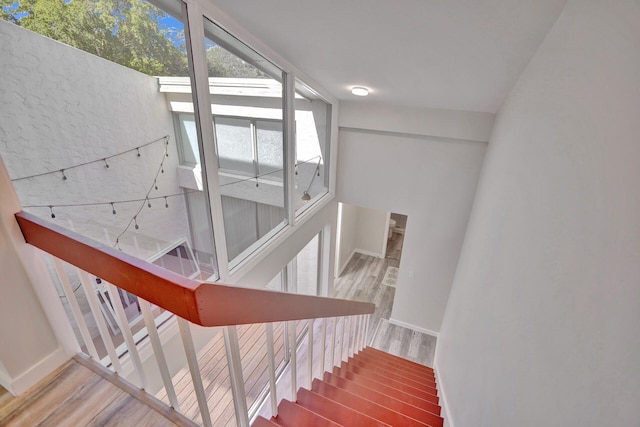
left=334, top=232, right=437, bottom=367
left=156, top=321, right=302, bottom=426
left=0, top=358, right=195, bottom=427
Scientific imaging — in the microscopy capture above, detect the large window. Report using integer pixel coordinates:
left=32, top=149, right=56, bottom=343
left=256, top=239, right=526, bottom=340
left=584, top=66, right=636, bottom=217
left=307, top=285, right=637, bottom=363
left=203, top=16, right=287, bottom=265
left=1, top=0, right=333, bottom=282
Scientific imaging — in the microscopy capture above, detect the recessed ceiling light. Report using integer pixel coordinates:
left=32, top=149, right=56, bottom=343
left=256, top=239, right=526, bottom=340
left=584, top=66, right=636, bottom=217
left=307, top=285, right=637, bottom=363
left=351, top=87, right=369, bottom=96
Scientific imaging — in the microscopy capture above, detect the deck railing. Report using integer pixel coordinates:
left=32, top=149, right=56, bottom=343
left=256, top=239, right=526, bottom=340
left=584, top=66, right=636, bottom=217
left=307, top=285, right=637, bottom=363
left=15, top=211, right=374, bottom=426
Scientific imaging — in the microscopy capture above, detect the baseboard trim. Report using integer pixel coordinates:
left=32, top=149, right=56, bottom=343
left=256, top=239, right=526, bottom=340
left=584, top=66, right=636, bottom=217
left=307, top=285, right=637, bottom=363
left=388, top=318, right=440, bottom=338
left=0, top=368, right=13, bottom=395
left=338, top=249, right=357, bottom=277
left=354, top=249, right=384, bottom=259
left=435, top=365, right=455, bottom=427
left=8, top=347, right=69, bottom=395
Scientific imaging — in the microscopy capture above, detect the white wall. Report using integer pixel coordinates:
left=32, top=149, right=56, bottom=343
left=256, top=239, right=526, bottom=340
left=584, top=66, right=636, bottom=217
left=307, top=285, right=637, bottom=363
left=337, top=203, right=358, bottom=274
left=337, top=103, right=490, bottom=333
left=437, top=1, right=640, bottom=425
left=0, top=156, right=70, bottom=394
left=336, top=203, right=388, bottom=275
left=0, top=21, right=189, bottom=258
left=354, top=205, right=388, bottom=258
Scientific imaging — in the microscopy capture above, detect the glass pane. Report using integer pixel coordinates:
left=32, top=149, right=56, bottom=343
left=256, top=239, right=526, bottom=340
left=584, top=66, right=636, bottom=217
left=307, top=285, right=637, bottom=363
left=176, top=113, right=200, bottom=166
left=257, top=120, right=284, bottom=179
left=294, top=80, right=331, bottom=212
left=0, top=0, right=218, bottom=282
left=203, top=17, right=286, bottom=264
left=216, top=117, right=254, bottom=175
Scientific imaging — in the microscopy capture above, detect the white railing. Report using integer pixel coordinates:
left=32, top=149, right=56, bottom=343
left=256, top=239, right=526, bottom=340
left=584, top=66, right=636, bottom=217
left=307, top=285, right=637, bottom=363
left=17, top=211, right=373, bottom=426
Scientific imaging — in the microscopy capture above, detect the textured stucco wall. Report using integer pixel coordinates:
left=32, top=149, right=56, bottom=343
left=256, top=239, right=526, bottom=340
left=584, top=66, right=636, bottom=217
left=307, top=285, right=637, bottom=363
left=0, top=21, right=190, bottom=257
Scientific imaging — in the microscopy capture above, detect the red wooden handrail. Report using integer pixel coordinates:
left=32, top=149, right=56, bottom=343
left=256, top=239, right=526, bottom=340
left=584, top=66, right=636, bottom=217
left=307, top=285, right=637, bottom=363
left=15, top=211, right=374, bottom=326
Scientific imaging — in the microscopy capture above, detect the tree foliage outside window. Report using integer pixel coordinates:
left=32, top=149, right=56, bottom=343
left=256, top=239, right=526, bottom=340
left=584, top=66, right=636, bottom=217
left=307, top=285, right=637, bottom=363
left=1, top=0, right=267, bottom=78
left=206, top=45, right=268, bottom=79
left=1, top=0, right=189, bottom=76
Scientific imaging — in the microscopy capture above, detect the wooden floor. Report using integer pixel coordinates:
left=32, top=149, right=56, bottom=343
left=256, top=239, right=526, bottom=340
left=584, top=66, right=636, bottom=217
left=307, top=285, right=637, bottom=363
left=156, top=321, right=305, bottom=426
left=334, top=232, right=437, bottom=367
left=0, top=358, right=196, bottom=427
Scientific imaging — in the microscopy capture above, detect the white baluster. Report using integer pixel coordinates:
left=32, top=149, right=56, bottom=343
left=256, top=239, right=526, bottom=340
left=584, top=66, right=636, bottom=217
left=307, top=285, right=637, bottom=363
left=320, top=318, right=327, bottom=374
left=289, top=320, right=297, bottom=400
left=77, top=270, right=122, bottom=374
left=52, top=259, right=99, bottom=359
left=177, top=318, right=212, bottom=427
left=347, top=316, right=356, bottom=360
left=139, top=298, right=180, bottom=410
left=359, top=314, right=365, bottom=351
left=365, top=315, right=370, bottom=348
left=224, top=326, right=250, bottom=427
left=265, top=323, right=278, bottom=417
left=340, top=317, right=346, bottom=363
left=106, top=284, right=147, bottom=389
left=330, top=317, right=337, bottom=368
left=307, top=319, right=314, bottom=388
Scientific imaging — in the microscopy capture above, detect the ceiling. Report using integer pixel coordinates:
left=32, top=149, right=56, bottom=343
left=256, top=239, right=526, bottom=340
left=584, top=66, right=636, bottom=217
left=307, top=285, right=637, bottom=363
left=209, top=0, right=567, bottom=113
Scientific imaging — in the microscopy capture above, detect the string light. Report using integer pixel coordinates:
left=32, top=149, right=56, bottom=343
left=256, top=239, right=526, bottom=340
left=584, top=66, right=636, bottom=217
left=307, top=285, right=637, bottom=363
left=11, top=135, right=169, bottom=182
left=23, top=144, right=324, bottom=247
left=111, top=139, right=172, bottom=246
left=25, top=154, right=324, bottom=213
left=24, top=191, right=190, bottom=211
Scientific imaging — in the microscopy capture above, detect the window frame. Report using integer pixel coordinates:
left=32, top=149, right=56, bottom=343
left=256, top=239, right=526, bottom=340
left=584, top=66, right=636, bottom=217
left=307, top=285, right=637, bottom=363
left=179, top=0, right=338, bottom=282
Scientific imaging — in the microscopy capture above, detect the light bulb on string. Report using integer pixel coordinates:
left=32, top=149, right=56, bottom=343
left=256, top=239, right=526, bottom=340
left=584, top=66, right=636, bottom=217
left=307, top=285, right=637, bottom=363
left=147, top=198, right=151, bottom=208
left=136, top=147, right=141, bottom=157
left=49, top=205, right=56, bottom=218
left=61, top=169, right=67, bottom=180
left=104, top=159, right=109, bottom=168
left=134, top=216, right=139, bottom=230
left=111, top=202, right=117, bottom=215
left=164, top=196, right=169, bottom=208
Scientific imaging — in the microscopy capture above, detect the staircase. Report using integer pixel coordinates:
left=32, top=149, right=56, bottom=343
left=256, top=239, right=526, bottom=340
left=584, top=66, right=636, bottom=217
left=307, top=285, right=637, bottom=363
left=253, top=346, right=443, bottom=427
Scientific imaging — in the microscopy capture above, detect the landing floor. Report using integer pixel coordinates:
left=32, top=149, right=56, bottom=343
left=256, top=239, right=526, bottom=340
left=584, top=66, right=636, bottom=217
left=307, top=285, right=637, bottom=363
left=0, top=358, right=194, bottom=427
